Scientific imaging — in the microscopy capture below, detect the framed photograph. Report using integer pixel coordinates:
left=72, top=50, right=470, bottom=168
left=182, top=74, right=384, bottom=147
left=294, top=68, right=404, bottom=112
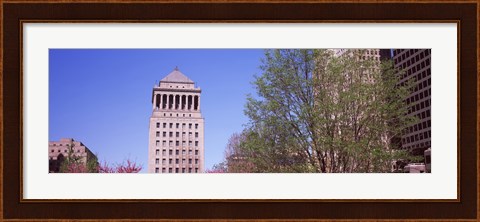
left=2, top=1, right=478, bottom=221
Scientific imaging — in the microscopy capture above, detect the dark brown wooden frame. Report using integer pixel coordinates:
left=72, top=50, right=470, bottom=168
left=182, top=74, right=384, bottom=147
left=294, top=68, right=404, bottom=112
left=1, top=1, right=478, bottom=221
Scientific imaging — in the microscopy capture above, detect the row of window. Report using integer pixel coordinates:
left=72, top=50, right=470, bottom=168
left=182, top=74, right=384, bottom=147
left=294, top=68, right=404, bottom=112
left=398, top=59, right=430, bottom=76
left=393, top=49, right=430, bottom=62
left=156, top=131, right=199, bottom=138
left=365, top=49, right=379, bottom=55
left=50, top=149, right=83, bottom=153
left=156, top=140, right=199, bottom=147
left=408, top=98, right=431, bottom=115
left=158, top=113, right=194, bottom=117
left=403, top=131, right=431, bottom=145
left=404, top=141, right=431, bottom=150
left=413, top=110, right=431, bottom=121
left=406, top=88, right=431, bottom=105
left=155, top=149, right=199, bottom=156
left=401, top=63, right=431, bottom=81
left=405, top=119, right=431, bottom=135
left=156, top=122, right=198, bottom=129
left=155, top=158, right=199, bottom=165
left=50, top=143, right=71, bottom=147
left=155, top=167, right=199, bottom=173
left=411, top=79, right=431, bottom=96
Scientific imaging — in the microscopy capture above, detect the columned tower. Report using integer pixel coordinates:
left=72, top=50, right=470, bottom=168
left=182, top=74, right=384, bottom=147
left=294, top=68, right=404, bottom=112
left=148, top=67, right=205, bottom=173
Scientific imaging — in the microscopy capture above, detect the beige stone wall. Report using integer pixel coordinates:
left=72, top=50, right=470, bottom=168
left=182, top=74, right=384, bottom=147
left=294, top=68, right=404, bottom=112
left=49, top=138, right=91, bottom=162
left=48, top=138, right=97, bottom=172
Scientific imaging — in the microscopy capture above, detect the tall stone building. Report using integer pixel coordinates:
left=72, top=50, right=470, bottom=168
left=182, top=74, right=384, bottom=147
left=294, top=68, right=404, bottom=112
left=148, top=67, right=205, bottom=173
left=392, top=49, right=431, bottom=158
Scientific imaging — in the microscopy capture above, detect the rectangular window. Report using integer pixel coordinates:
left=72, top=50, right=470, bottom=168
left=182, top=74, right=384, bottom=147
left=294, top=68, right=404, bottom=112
left=176, top=123, right=179, bottom=129
left=175, top=168, right=179, bottom=173
left=169, top=159, right=172, bottom=164
left=182, top=168, right=186, bottom=173
left=189, top=123, right=192, bottom=129
left=156, top=140, right=160, bottom=146
left=195, top=141, right=198, bottom=147
left=155, top=168, right=159, bottom=173
left=195, top=132, right=198, bottom=138
left=169, top=150, right=173, bottom=155
left=176, top=141, right=179, bottom=146
left=162, top=168, right=166, bottom=173
left=182, top=123, right=185, bottom=129
left=189, top=150, right=192, bottom=155
left=189, top=141, right=192, bottom=147
left=195, top=168, right=198, bottom=173
left=195, top=124, right=198, bottom=129
left=162, top=149, right=166, bottom=155
left=175, top=159, right=179, bottom=164
left=156, top=149, right=160, bottom=155
left=162, top=159, right=166, bottom=164
left=182, top=141, right=186, bottom=147
left=156, top=131, right=160, bottom=137
left=169, top=141, right=173, bottom=146
left=176, top=150, right=179, bottom=155
left=169, top=168, right=172, bottom=173
left=163, top=123, right=167, bottom=128
left=189, top=159, right=192, bottom=164
left=176, top=132, right=179, bottom=137
left=162, top=141, right=166, bottom=146
left=163, top=132, right=166, bottom=137
left=189, top=168, right=192, bottom=173
left=182, top=159, right=185, bottom=164
left=169, top=132, right=173, bottom=137
left=195, top=150, right=199, bottom=155
left=155, top=158, right=159, bottom=164
left=182, top=150, right=186, bottom=155
left=170, top=123, right=173, bottom=128
left=156, top=123, right=160, bottom=128
left=195, top=159, right=198, bottom=164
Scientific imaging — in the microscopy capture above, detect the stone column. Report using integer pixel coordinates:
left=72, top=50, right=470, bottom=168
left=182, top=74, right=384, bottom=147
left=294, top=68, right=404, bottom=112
left=159, top=94, right=162, bottom=110
left=189, top=95, right=192, bottom=111
left=153, top=93, right=157, bottom=110
left=173, top=94, right=176, bottom=110
left=166, top=94, right=170, bottom=110
left=198, top=95, right=201, bottom=111
left=179, top=94, right=183, bottom=111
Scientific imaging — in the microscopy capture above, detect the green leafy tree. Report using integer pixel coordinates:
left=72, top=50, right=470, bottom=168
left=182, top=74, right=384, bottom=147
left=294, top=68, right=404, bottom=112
left=240, top=49, right=418, bottom=173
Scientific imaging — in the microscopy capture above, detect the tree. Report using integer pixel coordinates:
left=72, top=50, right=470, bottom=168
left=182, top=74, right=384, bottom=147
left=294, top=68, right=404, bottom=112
left=204, top=162, right=227, bottom=173
left=222, top=132, right=256, bottom=173
left=98, top=159, right=143, bottom=173
left=59, top=143, right=99, bottom=173
left=240, top=49, right=418, bottom=173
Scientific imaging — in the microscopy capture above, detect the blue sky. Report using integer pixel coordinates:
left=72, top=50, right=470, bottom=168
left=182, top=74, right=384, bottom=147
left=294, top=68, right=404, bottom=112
left=49, top=49, right=265, bottom=172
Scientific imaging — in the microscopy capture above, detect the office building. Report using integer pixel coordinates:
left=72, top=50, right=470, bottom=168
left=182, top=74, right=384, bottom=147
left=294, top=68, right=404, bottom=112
left=148, top=67, right=205, bottom=173
left=392, top=49, right=431, bottom=157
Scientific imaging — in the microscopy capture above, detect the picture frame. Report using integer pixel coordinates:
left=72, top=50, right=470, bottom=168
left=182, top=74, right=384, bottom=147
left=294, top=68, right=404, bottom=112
left=1, top=1, right=478, bottom=221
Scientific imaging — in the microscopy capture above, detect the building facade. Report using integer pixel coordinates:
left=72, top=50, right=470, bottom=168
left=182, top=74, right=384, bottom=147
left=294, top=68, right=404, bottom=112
left=148, top=67, right=205, bottom=173
left=48, top=138, right=97, bottom=173
left=392, top=49, right=431, bottom=157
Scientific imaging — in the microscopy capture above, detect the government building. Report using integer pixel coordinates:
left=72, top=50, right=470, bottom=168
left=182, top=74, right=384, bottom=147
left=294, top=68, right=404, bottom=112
left=148, top=67, right=205, bottom=173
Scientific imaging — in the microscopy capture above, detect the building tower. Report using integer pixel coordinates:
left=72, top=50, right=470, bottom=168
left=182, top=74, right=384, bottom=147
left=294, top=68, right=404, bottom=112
left=148, top=67, right=205, bottom=173
left=392, top=49, right=431, bottom=162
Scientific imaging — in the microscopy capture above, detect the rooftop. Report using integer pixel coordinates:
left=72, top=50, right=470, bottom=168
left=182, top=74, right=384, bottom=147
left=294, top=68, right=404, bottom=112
left=160, top=67, right=194, bottom=83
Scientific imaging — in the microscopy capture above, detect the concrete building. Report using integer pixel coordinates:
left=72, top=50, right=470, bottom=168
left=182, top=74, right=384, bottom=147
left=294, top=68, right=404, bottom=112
left=148, top=67, right=205, bottom=173
left=392, top=49, right=431, bottom=158
left=48, top=138, right=97, bottom=173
